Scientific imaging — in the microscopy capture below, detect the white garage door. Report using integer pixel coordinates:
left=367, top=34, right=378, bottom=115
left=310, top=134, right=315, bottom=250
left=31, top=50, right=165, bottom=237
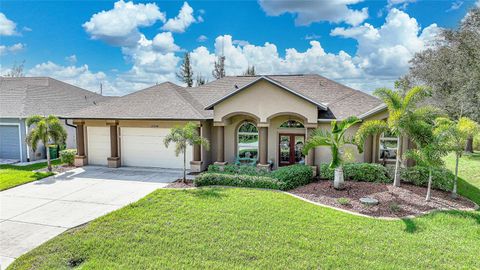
left=87, top=127, right=110, bottom=166
left=121, top=127, right=192, bottom=169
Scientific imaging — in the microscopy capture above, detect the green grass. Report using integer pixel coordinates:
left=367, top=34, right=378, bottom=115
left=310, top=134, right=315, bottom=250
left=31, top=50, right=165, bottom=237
left=8, top=188, right=480, bottom=270
left=0, top=159, right=62, bottom=191
left=444, top=152, right=480, bottom=204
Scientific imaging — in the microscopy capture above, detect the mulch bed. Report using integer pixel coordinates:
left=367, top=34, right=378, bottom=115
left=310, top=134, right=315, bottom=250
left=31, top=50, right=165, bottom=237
left=165, top=179, right=195, bottom=188
left=35, top=165, right=77, bottom=174
left=289, top=180, right=477, bottom=218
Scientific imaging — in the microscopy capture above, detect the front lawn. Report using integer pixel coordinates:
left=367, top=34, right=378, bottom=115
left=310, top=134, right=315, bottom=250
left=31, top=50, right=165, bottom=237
left=9, top=188, right=479, bottom=270
left=0, top=160, right=62, bottom=191
left=444, top=152, right=480, bottom=204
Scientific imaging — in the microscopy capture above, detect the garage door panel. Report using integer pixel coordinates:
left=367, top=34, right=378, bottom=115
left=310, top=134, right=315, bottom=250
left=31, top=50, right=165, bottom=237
left=87, top=127, right=110, bottom=166
left=121, top=127, right=192, bottom=169
left=0, top=125, right=21, bottom=160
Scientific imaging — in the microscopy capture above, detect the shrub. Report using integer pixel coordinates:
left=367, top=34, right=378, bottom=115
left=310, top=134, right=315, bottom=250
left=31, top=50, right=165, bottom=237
left=271, top=164, right=313, bottom=190
left=400, top=166, right=454, bottom=191
left=59, top=149, right=76, bottom=165
left=207, top=164, right=270, bottom=176
left=389, top=202, right=401, bottom=212
left=194, top=173, right=283, bottom=190
left=319, top=163, right=391, bottom=183
left=474, top=133, right=480, bottom=151
left=337, top=198, right=350, bottom=205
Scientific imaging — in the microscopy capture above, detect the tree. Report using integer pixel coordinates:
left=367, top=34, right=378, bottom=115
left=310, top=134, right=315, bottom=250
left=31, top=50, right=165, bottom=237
left=164, top=122, right=210, bottom=182
left=244, top=65, right=255, bottom=76
left=195, top=74, right=206, bottom=86
left=212, top=55, right=225, bottom=79
left=4, top=60, right=25, bottom=77
left=177, top=53, right=194, bottom=87
left=26, top=115, right=67, bottom=172
left=434, top=117, right=479, bottom=198
left=355, top=86, right=430, bottom=187
left=405, top=7, right=480, bottom=151
left=303, top=116, right=361, bottom=189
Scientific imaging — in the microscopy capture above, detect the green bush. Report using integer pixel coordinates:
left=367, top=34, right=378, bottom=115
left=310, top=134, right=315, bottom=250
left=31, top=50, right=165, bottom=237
left=271, top=164, right=313, bottom=190
left=319, top=163, right=391, bottom=183
left=207, top=164, right=269, bottom=176
left=195, top=173, right=283, bottom=190
left=400, top=166, right=454, bottom=191
left=473, top=133, right=480, bottom=151
left=59, top=149, right=76, bottom=166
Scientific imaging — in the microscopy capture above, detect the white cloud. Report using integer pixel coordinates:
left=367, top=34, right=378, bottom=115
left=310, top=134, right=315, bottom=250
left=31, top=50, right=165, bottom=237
left=447, top=1, right=463, bottom=11
left=387, top=0, right=416, bottom=9
left=258, top=0, right=368, bottom=26
left=232, top=39, right=250, bottom=46
left=197, top=35, right=208, bottom=42
left=0, top=43, right=25, bottom=55
left=152, top=32, right=180, bottom=53
left=27, top=61, right=120, bottom=95
left=0, top=13, right=17, bottom=36
left=305, top=34, right=322, bottom=40
left=161, top=2, right=198, bottom=33
left=83, top=0, right=165, bottom=46
left=65, top=54, right=77, bottom=64
left=476, top=0, right=480, bottom=7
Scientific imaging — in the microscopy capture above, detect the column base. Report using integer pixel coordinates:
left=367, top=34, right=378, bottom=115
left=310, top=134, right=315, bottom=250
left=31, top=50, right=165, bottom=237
left=190, top=161, right=203, bottom=172
left=107, top=157, right=121, bottom=168
left=214, top=161, right=228, bottom=171
left=310, top=165, right=318, bottom=177
left=74, top=155, right=87, bottom=167
left=257, top=163, right=271, bottom=172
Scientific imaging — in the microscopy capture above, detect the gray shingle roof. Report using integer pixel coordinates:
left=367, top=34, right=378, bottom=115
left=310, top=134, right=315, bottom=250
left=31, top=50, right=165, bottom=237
left=0, top=77, right=110, bottom=118
left=62, top=74, right=384, bottom=120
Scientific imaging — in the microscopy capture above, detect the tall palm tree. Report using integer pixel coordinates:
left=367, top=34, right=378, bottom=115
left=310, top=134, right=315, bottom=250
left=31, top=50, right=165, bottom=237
left=355, top=86, right=430, bottom=187
left=26, top=115, right=67, bottom=172
left=164, top=122, right=210, bottom=182
left=303, top=116, right=361, bottom=189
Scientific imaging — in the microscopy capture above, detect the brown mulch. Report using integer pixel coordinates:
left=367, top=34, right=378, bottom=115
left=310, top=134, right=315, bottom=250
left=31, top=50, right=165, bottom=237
left=35, top=165, right=76, bottom=174
left=289, top=180, right=477, bottom=218
left=165, top=179, right=195, bottom=188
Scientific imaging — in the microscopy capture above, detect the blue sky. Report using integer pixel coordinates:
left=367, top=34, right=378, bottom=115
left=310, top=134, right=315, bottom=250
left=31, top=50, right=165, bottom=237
left=0, top=0, right=478, bottom=95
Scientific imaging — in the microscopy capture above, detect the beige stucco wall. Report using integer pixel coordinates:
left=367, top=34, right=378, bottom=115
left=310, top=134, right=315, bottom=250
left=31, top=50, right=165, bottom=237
left=213, top=80, right=319, bottom=124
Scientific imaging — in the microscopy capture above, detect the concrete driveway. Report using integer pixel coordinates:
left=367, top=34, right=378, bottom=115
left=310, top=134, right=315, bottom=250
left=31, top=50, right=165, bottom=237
left=0, top=166, right=183, bottom=268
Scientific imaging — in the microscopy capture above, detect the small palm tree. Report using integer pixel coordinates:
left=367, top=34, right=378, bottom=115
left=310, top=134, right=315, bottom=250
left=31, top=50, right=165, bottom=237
left=164, top=122, right=210, bottom=182
left=26, top=115, right=67, bottom=172
left=434, top=117, right=478, bottom=198
left=355, top=86, right=430, bottom=187
left=303, top=116, right=361, bottom=189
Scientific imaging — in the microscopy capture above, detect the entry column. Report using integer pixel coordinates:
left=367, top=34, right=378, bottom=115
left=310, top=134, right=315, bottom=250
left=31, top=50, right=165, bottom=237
left=74, top=120, right=87, bottom=167
left=190, top=125, right=203, bottom=172
left=107, top=121, right=120, bottom=168
left=257, top=126, right=269, bottom=170
left=214, top=125, right=226, bottom=165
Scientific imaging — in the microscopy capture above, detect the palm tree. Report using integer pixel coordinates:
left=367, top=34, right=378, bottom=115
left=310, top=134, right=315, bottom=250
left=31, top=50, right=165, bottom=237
left=434, top=117, right=478, bottom=198
left=303, top=116, right=361, bottom=189
left=355, top=86, right=430, bottom=187
left=26, top=115, right=67, bottom=172
left=164, top=122, right=210, bottom=182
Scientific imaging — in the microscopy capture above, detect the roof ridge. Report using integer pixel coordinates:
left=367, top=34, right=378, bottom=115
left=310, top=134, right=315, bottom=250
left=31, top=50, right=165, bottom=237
left=172, top=85, right=206, bottom=119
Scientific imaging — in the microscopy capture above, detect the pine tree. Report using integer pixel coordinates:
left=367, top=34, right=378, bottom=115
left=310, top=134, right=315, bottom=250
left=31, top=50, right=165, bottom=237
left=195, top=75, right=206, bottom=86
left=244, top=65, right=256, bottom=76
left=177, top=53, right=194, bottom=87
left=212, top=55, right=226, bottom=79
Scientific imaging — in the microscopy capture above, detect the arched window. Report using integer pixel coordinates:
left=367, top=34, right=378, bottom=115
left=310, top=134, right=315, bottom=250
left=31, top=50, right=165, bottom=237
left=237, top=121, right=258, bottom=159
left=280, top=120, right=304, bottom=128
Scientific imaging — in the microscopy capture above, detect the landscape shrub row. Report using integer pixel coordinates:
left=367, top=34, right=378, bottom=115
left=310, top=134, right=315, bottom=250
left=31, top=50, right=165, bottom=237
left=319, top=163, right=391, bottom=183
left=198, top=164, right=313, bottom=190
left=400, top=166, right=454, bottom=191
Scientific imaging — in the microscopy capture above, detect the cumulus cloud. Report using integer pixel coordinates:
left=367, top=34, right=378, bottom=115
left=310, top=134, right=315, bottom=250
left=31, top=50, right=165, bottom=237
left=27, top=61, right=120, bottom=95
left=0, top=13, right=17, bottom=36
left=197, top=35, right=208, bottom=42
left=65, top=54, right=77, bottom=64
left=161, top=2, right=198, bottom=33
left=152, top=32, right=180, bottom=53
left=258, top=0, right=368, bottom=26
left=83, top=0, right=165, bottom=46
left=0, top=43, right=25, bottom=55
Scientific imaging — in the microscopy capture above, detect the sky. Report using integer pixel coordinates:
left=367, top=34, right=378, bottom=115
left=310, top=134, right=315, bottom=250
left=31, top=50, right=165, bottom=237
left=0, top=0, right=478, bottom=96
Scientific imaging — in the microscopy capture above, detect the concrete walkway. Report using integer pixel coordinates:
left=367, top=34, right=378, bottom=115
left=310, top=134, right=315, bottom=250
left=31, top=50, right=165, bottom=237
left=0, top=166, right=182, bottom=269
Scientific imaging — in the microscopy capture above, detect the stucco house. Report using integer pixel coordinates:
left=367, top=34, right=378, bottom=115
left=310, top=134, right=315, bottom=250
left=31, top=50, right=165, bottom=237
left=0, top=77, right=109, bottom=162
left=66, top=74, right=406, bottom=174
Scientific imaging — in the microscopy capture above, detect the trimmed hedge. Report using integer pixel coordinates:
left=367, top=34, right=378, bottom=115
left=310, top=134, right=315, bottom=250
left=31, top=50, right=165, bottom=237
left=195, top=173, right=283, bottom=190
left=401, top=166, right=454, bottom=191
left=59, top=149, right=76, bottom=166
left=200, top=164, right=313, bottom=190
left=319, top=163, right=391, bottom=183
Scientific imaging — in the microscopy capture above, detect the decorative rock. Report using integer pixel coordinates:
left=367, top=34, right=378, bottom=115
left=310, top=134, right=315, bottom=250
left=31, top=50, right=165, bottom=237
left=360, top=197, right=379, bottom=206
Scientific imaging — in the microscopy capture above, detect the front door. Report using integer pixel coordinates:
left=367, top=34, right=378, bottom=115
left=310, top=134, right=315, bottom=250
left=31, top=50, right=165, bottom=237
left=279, top=134, right=305, bottom=166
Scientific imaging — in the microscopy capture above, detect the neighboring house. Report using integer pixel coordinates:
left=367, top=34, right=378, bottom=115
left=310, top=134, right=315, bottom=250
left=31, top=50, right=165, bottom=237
left=0, top=77, right=109, bottom=162
left=66, top=74, right=408, bottom=173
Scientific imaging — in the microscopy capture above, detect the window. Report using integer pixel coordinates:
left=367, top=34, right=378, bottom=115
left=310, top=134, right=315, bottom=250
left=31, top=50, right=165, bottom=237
left=237, top=122, right=258, bottom=159
left=379, top=131, right=398, bottom=161
left=279, top=120, right=304, bottom=128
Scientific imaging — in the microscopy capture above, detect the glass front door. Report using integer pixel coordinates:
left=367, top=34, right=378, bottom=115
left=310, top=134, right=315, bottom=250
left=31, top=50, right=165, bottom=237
left=278, top=134, right=305, bottom=166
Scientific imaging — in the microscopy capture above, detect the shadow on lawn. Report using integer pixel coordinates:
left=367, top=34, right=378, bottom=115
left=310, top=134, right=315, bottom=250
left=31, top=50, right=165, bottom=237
left=188, top=188, right=226, bottom=199
left=458, top=177, right=480, bottom=206
left=402, top=210, right=480, bottom=234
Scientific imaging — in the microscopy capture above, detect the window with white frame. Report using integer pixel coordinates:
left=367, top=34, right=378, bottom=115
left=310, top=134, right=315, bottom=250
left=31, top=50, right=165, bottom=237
left=237, top=122, right=258, bottom=159
left=379, top=131, right=398, bottom=161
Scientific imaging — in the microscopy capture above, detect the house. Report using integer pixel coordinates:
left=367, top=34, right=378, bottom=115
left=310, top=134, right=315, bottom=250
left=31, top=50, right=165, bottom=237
left=0, top=77, right=109, bottom=162
left=66, top=74, right=407, bottom=173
